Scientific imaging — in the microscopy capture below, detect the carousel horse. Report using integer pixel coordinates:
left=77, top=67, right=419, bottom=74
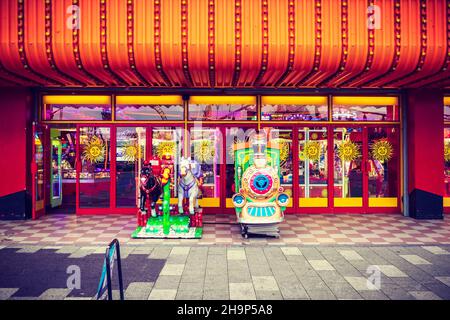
left=178, top=157, right=203, bottom=215
left=139, top=161, right=163, bottom=217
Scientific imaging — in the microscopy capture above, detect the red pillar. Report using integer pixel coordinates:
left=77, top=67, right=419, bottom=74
left=407, top=89, right=444, bottom=219
left=0, top=88, right=33, bottom=219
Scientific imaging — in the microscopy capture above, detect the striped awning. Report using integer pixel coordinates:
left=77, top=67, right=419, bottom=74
left=0, top=0, right=448, bottom=88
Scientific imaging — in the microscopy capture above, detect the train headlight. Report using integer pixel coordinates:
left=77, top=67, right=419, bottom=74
left=276, top=193, right=289, bottom=207
left=232, top=194, right=246, bottom=208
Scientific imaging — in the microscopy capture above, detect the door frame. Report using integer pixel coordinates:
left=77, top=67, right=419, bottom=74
left=31, top=122, right=46, bottom=219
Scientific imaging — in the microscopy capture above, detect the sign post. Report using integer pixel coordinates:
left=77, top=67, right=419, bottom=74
left=95, top=239, right=124, bottom=300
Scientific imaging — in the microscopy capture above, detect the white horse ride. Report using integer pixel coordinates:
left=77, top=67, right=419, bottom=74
left=178, top=157, right=202, bottom=215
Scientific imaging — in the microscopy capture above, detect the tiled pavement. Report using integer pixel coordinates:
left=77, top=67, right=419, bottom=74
left=1, top=244, right=450, bottom=300
left=0, top=214, right=450, bottom=300
left=1, top=214, right=450, bottom=246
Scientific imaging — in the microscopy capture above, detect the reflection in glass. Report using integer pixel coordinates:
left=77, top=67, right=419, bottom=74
left=445, top=128, right=450, bottom=197
left=190, top=127, right=221, bottom=199
left=34, top=132, right=44, bottom=204
left=116, top=127, right=146, bottom=208
left=44, top=104, right=112, bottom=121
left=115, top=104, right=184, bottom=121
left=299, top=127, right=328, bottom=198
left=334, top=127, right=363, bottom=198
left=189, top=104, right=257, bottom=121
left=265, top=128, right=293, bottom=199
left=225, top=127, right=257, bottom=198
left=261, top=104, right=328, bottom=121
left=445, top=105, right=450, bottom=122
left=367, top=127, right=398, bottom=198
left=79, top=127, right=111, bottom=208
left=332, top=104, right=398, bottom=121
left=151, top=127, right=183, bottom=198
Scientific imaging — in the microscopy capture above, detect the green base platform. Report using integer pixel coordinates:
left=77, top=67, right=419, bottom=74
left=131, top=215, right=203, bottom=239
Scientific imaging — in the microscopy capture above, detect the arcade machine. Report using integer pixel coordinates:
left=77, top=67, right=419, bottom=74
left=232, top=133, right=290, bottom=238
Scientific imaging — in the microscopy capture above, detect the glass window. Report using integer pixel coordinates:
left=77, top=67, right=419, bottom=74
left=225, top=127, right=257, bottom=199
left=445, top=128, right=450, bottom=198
left=115, top=95, right=184, bottom=121
left=115, top=104, right=184, bottom=121
left=43, top=96, right=111, bottom=121
left=188, top=96, right=257, bottom=121
left=44, top=104, right=112, bottom=121
left=261, top=96, right=328, bottom=121
left=34, top=131, right=44, bottom=205
left=332, top=96, right=399, bottom=122
left=368, top=127, right=398, bottom=199
left=444, top=97, right=450, bottom=122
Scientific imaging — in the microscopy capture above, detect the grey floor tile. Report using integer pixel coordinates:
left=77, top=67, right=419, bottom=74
left=203, top=289, right=229, bottom=300
left=125, top=282, right=153, bottom=300
left=306, top=289, right=336, bottom=300
left=256, top=290, right=283, bottom=300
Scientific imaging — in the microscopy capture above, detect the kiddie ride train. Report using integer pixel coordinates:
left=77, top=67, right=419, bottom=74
left=131, top=154, right=203, bottom=239
left=232, top=133, right=290, bottom=238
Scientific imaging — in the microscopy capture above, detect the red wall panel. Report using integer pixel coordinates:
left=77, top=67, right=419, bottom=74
left=0, top=88, right=31, bottom=197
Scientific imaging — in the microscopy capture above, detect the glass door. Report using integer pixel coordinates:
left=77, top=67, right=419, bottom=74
left=298, top=126, right=330, bottom=210
left=225, top=125, right=258, bottom=211
left=77, top=126, right=112, bottom=212
left=263, top=127, right=295, bottom=211
left=150, top=126, right=184, bottom=202
left=333, top=126, right=365, bottom=208
left=332, top=125, right=400, bottom=212
left=31, top=123, right=45, bottom=219
left=366, top=126, right=400, bottom=209
left=115, top=126, right=146, bottom=209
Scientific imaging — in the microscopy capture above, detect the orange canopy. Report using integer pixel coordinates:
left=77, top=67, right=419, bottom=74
left=0, top=0, right=448, bottom=88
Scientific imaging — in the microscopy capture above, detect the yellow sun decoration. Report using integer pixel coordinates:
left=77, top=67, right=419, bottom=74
left=338, top=141, right=360, bottom=162
left=194, top=140, right=215, bottom=162
left=371, top=139, right=393, bottom=163
left=122, top=142, right=140, bottom=162
left=304, top=141, right=321, bottom=161
left=156, top=141, right=176, bottom=159
left=272, top=139, right=290, bottom=162
left=445, top=143, right=450, bottom=162
left=82, top=136, right=105, bottom=163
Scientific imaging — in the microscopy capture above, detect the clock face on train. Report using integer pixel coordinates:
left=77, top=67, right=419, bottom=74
left=250, top=173, right=273, bottom=195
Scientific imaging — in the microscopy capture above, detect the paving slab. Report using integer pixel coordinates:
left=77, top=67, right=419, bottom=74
left=308, top=259, right=335, bottom=271
left=408, top=291, right=442, bottom=300
left=421, top=246, right=450, bottom=255
left=160, top=263, right=185, bottom=276
left=400, top=255, right=431, bottom=265
left=339, top=250, right=364, bottom=261
left=148, top=289, right=177, bottom=300
left=0, top=288, right=18, bottom=300
left=125, top=282, right=153, bottom=300
left=38, top=288, right=72, bottom=300
left=345, top=276, right=379, bottom=291
left=229, top=283, right=256, bottom=300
